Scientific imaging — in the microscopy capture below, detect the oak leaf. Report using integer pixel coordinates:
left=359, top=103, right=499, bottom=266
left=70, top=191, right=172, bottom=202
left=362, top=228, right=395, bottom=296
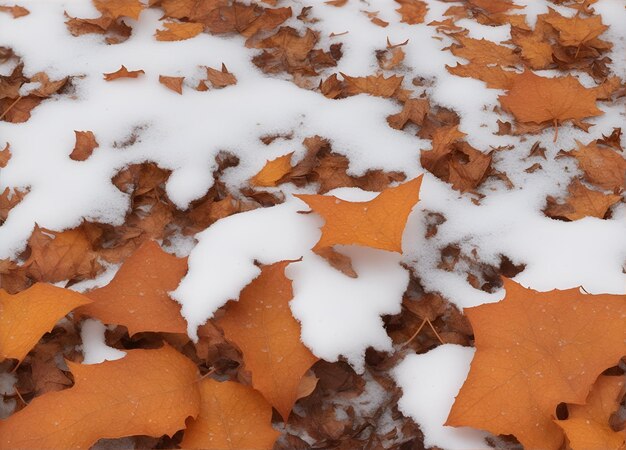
left=571, top=141, right=626, bottom=191
left=103, top=65, right=145, bottom=81
left=395, top=0, right=427, bottom=24
left=217, top=261, right=318, bottom=420
left=251, top=152, right=293, bottom=187
left=159, top=75, right=184, bottom=94
left=0, top=346, right=200, bottom=449
left=181, top=379, right=281, bottom=449
left=93, top=0, right=144, bottom=20
left=446, top=280, right=626, bottom=450
left=70, top=131, right=98, bottom=161
left=155, top=21, right=203, bottom=41
left=296, top=176, right=422, bottom=253
left=499, top=71, right=602, bottom=126
left=556, top=376, right=625, bottom=450
left=545, top=179, right=621, bottom=221
left=205, top=63, right=237, bottom=88
left=0, top=284, right=90, bottom=362
left=77, top=240, right=188, bottom=336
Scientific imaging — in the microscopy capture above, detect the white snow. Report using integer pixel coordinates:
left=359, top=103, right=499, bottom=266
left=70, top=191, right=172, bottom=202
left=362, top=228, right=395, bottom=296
left=394, top=345, right=491, bottom=450
left=79, top=319, right=126, bottom=365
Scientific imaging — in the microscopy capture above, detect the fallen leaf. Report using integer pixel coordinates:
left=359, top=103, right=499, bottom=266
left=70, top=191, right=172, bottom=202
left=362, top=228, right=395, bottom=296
left=545, top=179, right=621, bottom=221
left=93, top=0, right=144, bottom=20
left=77, top=240, right=188, bottom=336
left=205, top=63, right=237, bottom=88
left=512, top=30, right=554, bottom=70
left=0, top=5, right=29, bottom=18
left=103, top=65, right=145, bottom=81
left=155, top=21, right=203, bottom=41
left=571, top=140, right=626, bottom=191
left=0, top=284, right=90, bottom=362
left=0, top=346, right=199, bottom=449
left=181, top=379, right=281, bottom=449
left=159, top=75, right=184, bottom=94
left=556, top=375, right=625, bottom=450
left=296, top=176, right=422, bottom=253
left=28, top=73, right=68, bottom=98
left=217, top=261, right=318, bottom=420
left=446, top=63, right=516, bottom=90
left=468, top=0, right=523, bottom=14
left=377, top=46, right=405, bottom=70
left=387, top=98, right=430, bottom=130
left=499, top=71, right=603, bottom=127
left=341, top=73, right=403, bottom=98
left=251, top=152, right=293, bottom=187
left=0, top=143, right=10, bottom=168
left=450, top=36, right=519, bottom=67
left=70, top=131, right=99, bottom=161
left=446, top=280, right=626, bottom=450
left=0, top=96, right=42, bottom=123
left=542, top=10, right=608, bottom=47
left=395, top=0, right=427, bottom=24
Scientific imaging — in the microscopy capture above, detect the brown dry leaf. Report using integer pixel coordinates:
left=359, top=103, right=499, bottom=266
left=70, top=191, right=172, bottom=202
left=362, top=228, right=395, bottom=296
left=395, top=0, right=427, bottom=24
left=103, top=65, right=145, bottom=81
left=93, top=0, right=144, bottom=20
left=296, top=176, right=422, bottom=253
left=217, top=261, right=318, bottom=420
left=251, top=152, right=293, bottom=187
left=0, top=143, right=10, bottom=168
left=24, top=225, right=102, bottom=283
left=240, top=6, right=292, bottom=40
left=77, top=240, right=188, bottom=336
left=205, top=63, right=237, bottom=88
left=0, top=96, right=42, bottom=123
left=28, top=73, right=68, bottom=98
left=181, top=379, right=281, bottom=449
left=387, top=98, right=430, bottom=130
left=468, top=0, right=523, bottom=14
left=499, top=71, right=603, bottom=126
left=0, top=346, right=200, bottom=449
left=341, top=73, right=403, bottom=98
left=450, top=36, right=519, bottom=67
left=556, top=376, right=625, bottom=450
left=253, top=27, right=318, bottom=75
left=363, top=10, right=388, bottom=28
left=200, top=2, right=261, bottom=34
left=0, top=284, right=90, bottom=362
left=446, top=280, right=626, bottom=450
left=545, top=179, right=621, bottom=221
left=70, top=131, right=99, bottom=161
left=326, top=0, right=348, bottom=6
left=446, top=63, right=516, bottom=90
left=159, top=75, right=184, bottom=94
left=542, top=9, right=608, bottom=47
left=0, top=5, right=29, bottom=18
left=572, top=141, right=626, bottom=191
left=511, top=30, right=554, bottom=70
left=0, top=187, right=27, bottom=224
left=155, top=21, right=203, bottom=41
left=377, top=46, right=405, bottom=70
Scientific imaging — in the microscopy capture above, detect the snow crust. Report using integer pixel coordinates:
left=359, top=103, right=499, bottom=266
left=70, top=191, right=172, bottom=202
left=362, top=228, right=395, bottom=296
left=80, top=319, right=126, bottom=365
left=394, top=345, right=490, bottom=449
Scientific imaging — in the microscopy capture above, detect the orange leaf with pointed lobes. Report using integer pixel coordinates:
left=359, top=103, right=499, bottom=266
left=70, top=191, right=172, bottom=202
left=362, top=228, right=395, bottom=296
left=103, top=65, right=145, bottom=81
left=545, top=179, right=621, bottom=221
left=205, top=63, right=237, bottom=88
left=556, top=375, right=625, bottom=450
left=181, top=379, right=280, bottom=449
left=76, top=240, right=188, bottom=336
left=542, top=9, right=608, bottom=47
left=341, top=72, right=403, bottom=98
left=0, top=284, right=90, bottom=362
left=395, top=0, right=427, bottom=24
left=297, top=176, right=422, bottom=253
left=155, top=21, right=203, bottom=41
left=0, top=346, right=200, bottom=450
left=93, top=0, right=143, bottom=20
left=217, top=261, right=318, bottom=421
left=446, top=280, right=626, bottom=450
left=159, top=75, right=184, bottom=94
left=571, top=140, right=626, bottom=191
left=251, top=152, right=293, bottom=187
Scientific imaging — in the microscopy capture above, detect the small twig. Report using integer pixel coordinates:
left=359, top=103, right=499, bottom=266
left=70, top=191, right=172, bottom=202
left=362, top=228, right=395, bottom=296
left=197, top=367, right=216, bottom=382
left=401, top=317, right=427, bottom=347
left=425, top=319, right=445, bottom=345
left=0, top=96, right=22, bottom=121
left=553, top=119, right=559, bottom=143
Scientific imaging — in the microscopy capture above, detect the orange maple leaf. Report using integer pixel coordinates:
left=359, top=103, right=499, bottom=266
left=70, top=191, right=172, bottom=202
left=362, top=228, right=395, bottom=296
left=155, top=21, right=203, bottom=41
left=545, top=179, right=621, bottom=221
left=571, top=140, right=626, bottom=191
left=77, top=240, right=188, bottom=336
left=0, top=284, right=90, bottom=362
left=0, top=346, right=199, bottom=449
left=297, top=176, right=423, bottom=253
left=217, top=261, right=318, bottom=421
left=446, top=279, right=626, bottom=450
left=250, top=152, right=293, bottom=187
left=182, top=379, right=280, bottom=449
left=93, top=0, right=144, bottom=20
left=395, top=0, right=427, bottom=24
left=103, top=65, right=145, bottom=81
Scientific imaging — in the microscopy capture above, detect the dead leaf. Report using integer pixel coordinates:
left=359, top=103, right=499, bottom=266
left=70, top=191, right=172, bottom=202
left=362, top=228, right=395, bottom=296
left=450, top=36, right=519, bottom=67
left=0, top=5, right=29, bottom=18
left=103, top=65, right=145, bottom=81
left=93, top=0, right=144, bottom=20
left=545, top=179, right=621, bottom=221
left=446, top=279, right=626, bottom=450
left=155, top=21, right=203, bottom=41
left=446, top=63, right=516, bottom=90
left=0, top=96, right=42, bottom=123
left=159, top=75, right=184, bottom=94
left=181, top=379, right=280, bottom=449
left=0, top=143, right=10, bottom=168
left=77, top=240, right=188, bottom=336
left=205, top=63, right=237, bottom=88
left=0, top=346, right=199, bottom=449
left=572, top=140, right=626, bottom=191
left=296, top=176, right=422, bottom=253
left=0, top=284, right=90, bottom=362
left=217, top=261, right=318, bottom=420
left=387, top=98, right=430, bottom=130
left=542, top=9, right=608, bottom=47
left=395, top=0, right=427, bottom=24
left=251, top=152, right=293, bottom=187
left=341, top=73, right=403, bottom=98
left=70, top=131, right=99, bottom=161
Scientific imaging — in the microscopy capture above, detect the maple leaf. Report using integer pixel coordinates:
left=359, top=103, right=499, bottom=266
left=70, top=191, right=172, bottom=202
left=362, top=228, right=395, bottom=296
left=251, top=152, right=293, bottom=187
left=205, top=63, right=237, bottom=88
left=446, top=63, right=516, bottom=90
left=0, top=5, right=29, bottom=18
left=103, top=65, right=145, bottom=81
left=545, top=179, right=621, bottom=221
left=0, top=284, right=90, bottom=362
left=181, top=379, right=281, bottom=449
left=70, top=130, right=99, bottom=161
left=253, top=27, right=318, bottom=75
left=387, top=98, right=430, bottom=130
left=542, top=10, right=608, bottom=47
left=217, top=261, right=318, bottom=420
left=0, top=346, right=199, bottom=449
left=450, top=36, right=519, bottom=67
left=159, top=75, right=185, bottom=94
left=0, top=95, right=42, bottom=123
left=201, top=2, right=262, bottom=34
left=341, top=73, right=403, bottom=98
left=93, top=0, right=144, bottom=20
left=446, top=279, right=626, bottom=450
left=24, top=225, right=102, bottom=283
left=395, top=0, right=427, bottom=24
left=76, top=240, right=188, bottom=336
left=571, top=140, right=626, bottom=191
left=155, top=21, right=203, bottom=41
left=556, top=375, right=625, bottom=450
left=468, top=0, right=524, bottom=14
left=498, top=71, right=602, bottom=129
left=511, top=29, right=553, bottom=70
left=296, top=176, right=422, bottom=253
